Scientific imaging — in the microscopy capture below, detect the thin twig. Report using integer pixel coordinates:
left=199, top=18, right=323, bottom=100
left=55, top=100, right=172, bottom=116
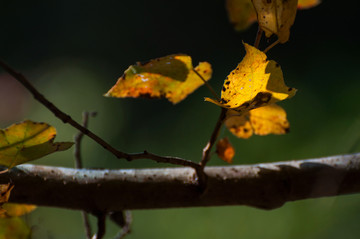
left=0, top=60, right=200, bottom=170
left=112, top=211, right=132, bottom=239
left=200, top=108, right=227, bottom=168
left=74, top=111, right=97, bottom=239
left=74, top=111, right=97, bottom=169
left=129, top=151, right=201, bottom=170
left=254, top=26, right=263, bottom=49
left=92, top=213, right=106, bottom=239
left=82, top=212, right=92, bottom=239
left=192, top=69, right=220, bottom=102
left=263, top=39, right=280, bottom=53
left=0, top=169, right=9, bottom=174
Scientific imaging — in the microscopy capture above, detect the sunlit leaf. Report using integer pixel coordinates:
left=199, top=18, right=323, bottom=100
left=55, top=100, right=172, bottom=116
left=0, top=120, right=73, bottom=168
left=0, top=204, right=36, bottom=218
left=225, top=104, right=290, bottom=138
left=105, top=54, right=212, bottom=104
left=252, top=0, right=298, bottom=43
left=205, top=43, right=296, bottom=113
left=226, top=0, right=257, bottom=31
left=298, top=0, right=321, bottom=9
left=0, top=217, right=31, bottom=239
left=216, top=137, right=235, bottom=163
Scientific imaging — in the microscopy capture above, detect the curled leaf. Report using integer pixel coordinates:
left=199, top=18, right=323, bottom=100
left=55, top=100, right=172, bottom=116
left=0, top=120, right=73, bottom=168
left=225, top=104, right=290, bottom=139
left=216, top=137, right=235, bottom=163
left=252, top=0, right=298, bottom=43
left=105, top=54, right=212, bottom=104
left=205, top=43, right=296, bottom=113
left=226, top=0, right=257, bottom=31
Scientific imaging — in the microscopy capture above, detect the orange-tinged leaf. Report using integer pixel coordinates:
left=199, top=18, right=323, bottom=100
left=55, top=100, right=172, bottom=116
left=298, top=0, right=321, bottom=9
left=205, top=43, right=296, bottom=113
left=252, top=0, right=298, bottom=43
left=0, top=217, right=31, bottom=239
left=225, top=104, right=290, bottom=138
left=0, top=204, right=36, bottom=218
left=0, top=120, right=73, bottom=168
left=105, top=54, right=212, bottom=104
left=216, top=137, right=235, bottom=163
left=226, top=0, right=257, bottom=31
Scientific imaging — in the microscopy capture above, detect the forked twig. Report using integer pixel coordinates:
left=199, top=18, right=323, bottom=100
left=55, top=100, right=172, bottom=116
left=0, top=60, right=201, bottom=170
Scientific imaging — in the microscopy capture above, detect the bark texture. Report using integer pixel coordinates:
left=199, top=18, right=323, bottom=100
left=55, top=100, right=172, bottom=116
left=1, top=153, right=360, bottom=212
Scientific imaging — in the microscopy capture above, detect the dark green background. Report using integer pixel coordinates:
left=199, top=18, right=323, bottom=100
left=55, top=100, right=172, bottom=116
left=1, top=1, right=360, bottom=238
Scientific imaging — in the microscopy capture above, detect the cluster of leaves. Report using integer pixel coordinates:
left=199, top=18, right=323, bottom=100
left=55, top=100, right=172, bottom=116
left=0, top=0, right=320, bottom=237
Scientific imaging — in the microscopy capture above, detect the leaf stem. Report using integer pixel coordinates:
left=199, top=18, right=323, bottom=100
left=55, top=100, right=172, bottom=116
left=254, top=26, right=263, bottom=49
left=263, top=39, right=280, bottom=53
left=192, top=68, right=220, bottom=102
left=0, top=60, right=201, bottom=170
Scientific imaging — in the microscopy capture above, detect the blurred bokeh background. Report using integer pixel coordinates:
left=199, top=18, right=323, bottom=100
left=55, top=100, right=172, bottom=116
left=1, top=0, right=360, bottom=238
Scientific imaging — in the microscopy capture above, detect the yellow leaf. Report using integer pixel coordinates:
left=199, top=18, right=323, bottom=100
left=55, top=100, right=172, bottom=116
left=0, top=204, right=36, bottom=218
left=205, top=43, right=296, bottom=113
left=0, top=120, right=73, bottom=168
left=216, top=137, right=235, bottom=163
left=105, top=54, right=212, bottom=104
left=0, top=217, right=31, bottom=239
left=252, top=0, right=298, bottom=43
left=225, top=104, right=290, bottom=138
left=225, top=0, right=257, bottom=31
left=298, top=0, right=321, bottom=9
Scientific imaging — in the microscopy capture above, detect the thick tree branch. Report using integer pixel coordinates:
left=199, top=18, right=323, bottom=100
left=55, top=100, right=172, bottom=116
left=1, top=153, right=360, bottom=211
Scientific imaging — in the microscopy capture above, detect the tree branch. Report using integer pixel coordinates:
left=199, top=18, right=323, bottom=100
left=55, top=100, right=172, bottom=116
left=0, top=59, right=200, bottom=170
left=1, top=153, right=360, bottom=211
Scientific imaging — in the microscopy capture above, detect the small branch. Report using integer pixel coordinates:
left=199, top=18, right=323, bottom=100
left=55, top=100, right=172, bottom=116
left=2, top=153, right=360, bottom=211
left=254, top=26, right=263, bottom=49
left=192, top=69, right=220, bottom=102
left=200, top=108, right=227, bottom=168
left=111, top=211, right=132, bottom=239
left=0, top=60, right=199, bottom=170
left=129, top=151, right=201, bottom=170
left=82, top=212, right=92, bottom=239
left=263, top=39, right=280, bottom=53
